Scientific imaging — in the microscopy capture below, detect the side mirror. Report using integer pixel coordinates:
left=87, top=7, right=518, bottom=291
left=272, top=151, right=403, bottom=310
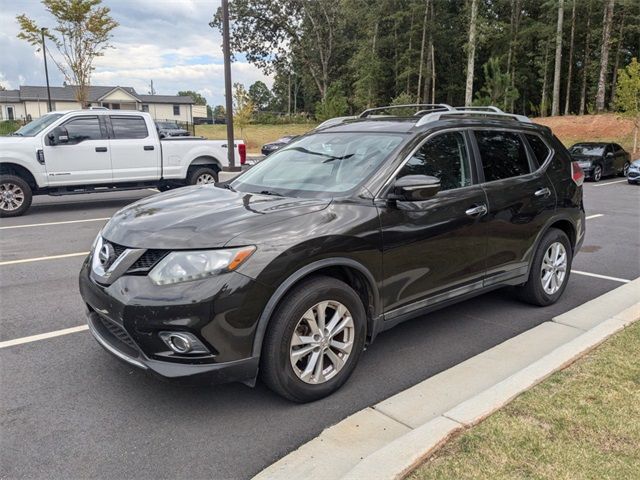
left=390, top=175, right=441, bottom=201
left=48, top=126, right=69, bottom=145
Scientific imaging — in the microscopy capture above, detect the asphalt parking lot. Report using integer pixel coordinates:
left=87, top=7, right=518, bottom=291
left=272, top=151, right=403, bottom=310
left=1, top=180, right=639, bottom=479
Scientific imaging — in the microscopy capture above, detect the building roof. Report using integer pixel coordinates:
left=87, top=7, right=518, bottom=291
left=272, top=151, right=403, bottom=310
left=1, top=85, right=194, bottom=105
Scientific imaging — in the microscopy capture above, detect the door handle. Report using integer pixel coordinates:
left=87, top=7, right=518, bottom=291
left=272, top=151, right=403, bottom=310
left=534, top=187, right=551, bottom=197
left=144, top=145, right=154, bottom=151
left=95, top=147, right=108, bottom=152
left=465, top=204, right=488, bottom=217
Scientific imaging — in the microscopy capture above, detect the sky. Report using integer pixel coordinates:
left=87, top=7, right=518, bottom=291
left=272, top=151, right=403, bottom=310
left=0, top=0, right=273, bottom=106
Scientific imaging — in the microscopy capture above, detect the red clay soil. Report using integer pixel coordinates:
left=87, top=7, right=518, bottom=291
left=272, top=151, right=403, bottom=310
left=533, top=114, right=636, bottom=154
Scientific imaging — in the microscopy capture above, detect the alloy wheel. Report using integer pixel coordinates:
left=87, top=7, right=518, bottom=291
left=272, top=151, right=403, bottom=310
left=540, top=241, right=567, bottom=295
left=593, top=165, right=602, bottom=182
left=623, top=163, right=630, bottom=177
left=0, top=182, right=25, bottom=212
left=196, top=173, right=216, bottom=184
left=289, top=300, right=355, bottom=384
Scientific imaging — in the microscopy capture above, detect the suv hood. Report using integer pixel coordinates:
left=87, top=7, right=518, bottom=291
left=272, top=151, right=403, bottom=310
left=102, top=185, right=331, bottom=249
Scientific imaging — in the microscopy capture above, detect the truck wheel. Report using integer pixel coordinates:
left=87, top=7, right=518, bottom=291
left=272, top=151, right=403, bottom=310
left=0, top=175, right=32, bottom=217
left=260, top=275, right=366, bottom=402
left=188, top=166, right=219, bottom=185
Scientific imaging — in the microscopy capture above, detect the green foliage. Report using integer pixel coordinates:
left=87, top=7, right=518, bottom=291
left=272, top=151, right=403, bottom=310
left=390, top=92, right=419, bottom=116
left=233, top=83, right=254, bottom=136
left=0, top=121, right=22, bottom=136
left=248, top=81, right=273, bottom=111
left=615, top=58, right=640, bottom=116
left=314, top=83, right=349, bottom=122
left=212, top=105, right=226, bottom=119
left=16, top=0, right=118, bottom=105
left=178, top=90, right=206, bottom=105
left=473, top=58, right=519, bottom=108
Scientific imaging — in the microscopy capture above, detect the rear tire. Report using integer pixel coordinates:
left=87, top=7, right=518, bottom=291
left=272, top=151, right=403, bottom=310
left=516, top=228, right=572, bottom=306
left=0, top=175, right=32, bottom=217
left=260, top=276, right=366, bottom=402
left=187, top=166, right=219, bottom=185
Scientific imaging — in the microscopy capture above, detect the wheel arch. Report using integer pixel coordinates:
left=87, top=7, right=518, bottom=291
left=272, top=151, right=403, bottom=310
left=251, top=258, right=382, bottom=359
left=0, top=162, right=39, bottom=190
left=188, top=155, right=222, bottom=173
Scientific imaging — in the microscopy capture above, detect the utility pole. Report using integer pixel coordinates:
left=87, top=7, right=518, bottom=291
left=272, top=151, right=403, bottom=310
left=220, top=0, right=237, bottom=171
left=41, top=28, right=52, bottom=112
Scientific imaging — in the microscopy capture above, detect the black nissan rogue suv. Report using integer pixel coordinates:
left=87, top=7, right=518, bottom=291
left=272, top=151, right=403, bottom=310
left=79, top=104, right=586, bottom=402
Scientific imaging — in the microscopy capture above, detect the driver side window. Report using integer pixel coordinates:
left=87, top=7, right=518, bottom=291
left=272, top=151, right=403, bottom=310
left=62, top=116, right=104, bottom=144
left=397, top=131, right=472, bottom=191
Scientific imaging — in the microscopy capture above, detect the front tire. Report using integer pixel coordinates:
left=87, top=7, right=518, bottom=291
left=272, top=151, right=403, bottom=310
left=0, top=175, right=32, bottom=217
left=187, top=166, right=219, bottom=185
left=591, top=164, right=603, bottom=182
left=516, top=228, right=572, bottom=306
left=261, top=276, right=366, bottom=402
left=621, top=161, right=630, bottom=177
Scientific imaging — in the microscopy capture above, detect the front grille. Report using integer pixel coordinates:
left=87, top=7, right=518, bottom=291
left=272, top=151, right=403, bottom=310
left=96, top=315, right=138, bottom=355
left=127, top=250, right=168, bottom=273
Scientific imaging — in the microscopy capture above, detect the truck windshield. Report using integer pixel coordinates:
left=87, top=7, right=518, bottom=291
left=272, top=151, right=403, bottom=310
left=13, top=113, right=64, bottom=137
left=232, top=131, right=405, bottom=198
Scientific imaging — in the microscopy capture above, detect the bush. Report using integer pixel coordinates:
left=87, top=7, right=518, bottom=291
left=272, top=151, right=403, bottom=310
left=0, top=120, right=21, bottom=136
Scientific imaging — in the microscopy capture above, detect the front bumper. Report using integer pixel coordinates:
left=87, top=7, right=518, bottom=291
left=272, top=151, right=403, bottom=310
left=79, top=257, right=272, bottom=384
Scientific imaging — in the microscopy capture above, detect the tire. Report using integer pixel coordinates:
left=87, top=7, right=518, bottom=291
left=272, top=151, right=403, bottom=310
left=591, top=164, right=603, bottom=182
left=260, top=275, right=367, bottom=402
left=516, top=228, right=572, bottom=306
left=621, top=162, right=630, bottom=177
left=187, top=166, right=219, bottom=185
left=0, top=175, right=33, bottom=217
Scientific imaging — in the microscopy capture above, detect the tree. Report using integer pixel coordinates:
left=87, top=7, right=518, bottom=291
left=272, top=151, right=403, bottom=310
left=315, top=82, right=348, bottom=121
left=233, top=83, right=254, bottom=138
left=563, top=0, right=576, bottom=115
left=474, top=58, right=519, bottom=107
left=596, top=0, right=616, bottom=113
left=212, top=105, right=226, bottom=120
left=464, top=0, right=479, bottom=106
left=615, top=58, right=640, bottom=152
left=16, top=0, right=118, bottom=106
left=248, top=81, right=273, bottom=111
left=178, top=90, right=206, bottom=105
left=579, top=0, right=594, bottom=115
left=551, top=0, right=564, bottom=116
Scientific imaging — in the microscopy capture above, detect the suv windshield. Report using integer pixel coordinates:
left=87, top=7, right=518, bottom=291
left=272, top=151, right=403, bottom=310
left=13, top=113, right=63, bottom=137
left=569, top=144, right=605, bottom=156
left=232, top=132, right=405, bottom=197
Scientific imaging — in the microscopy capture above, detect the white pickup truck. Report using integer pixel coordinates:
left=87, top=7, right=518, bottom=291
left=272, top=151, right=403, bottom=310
left=0, top=109, right=245, bottom=217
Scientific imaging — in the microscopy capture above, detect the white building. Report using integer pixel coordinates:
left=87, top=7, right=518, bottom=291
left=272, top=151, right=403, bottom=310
left=0, top=85, right=200, bottom=123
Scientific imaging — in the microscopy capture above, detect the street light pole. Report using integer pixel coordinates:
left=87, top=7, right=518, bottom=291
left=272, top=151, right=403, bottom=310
left=221, top=0, right=237, bottom=171
left=41, top=28, right=52, bottom=112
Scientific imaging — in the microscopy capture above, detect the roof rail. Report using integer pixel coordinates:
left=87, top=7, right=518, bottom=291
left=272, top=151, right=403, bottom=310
left=315, top=116, right=357, bottom=130
left=359, top=103, right=454, bottom=118
left=453, top=106, right=503, bottom=113
left=415, top=109, right=531, bottom=127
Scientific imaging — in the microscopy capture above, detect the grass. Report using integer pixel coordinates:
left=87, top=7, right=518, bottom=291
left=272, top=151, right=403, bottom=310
left=408, top=321, right=640, bottom=480
left=195, top=123, right=317, bottom=153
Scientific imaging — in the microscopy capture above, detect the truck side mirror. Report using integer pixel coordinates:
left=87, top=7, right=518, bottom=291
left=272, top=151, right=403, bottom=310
left=48, top=126, right=69, bottom=145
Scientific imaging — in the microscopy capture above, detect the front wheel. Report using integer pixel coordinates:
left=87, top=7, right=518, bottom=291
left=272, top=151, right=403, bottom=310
left=0, top=175, right=33, bottom=217
left=591, top=164, right=603, bottom=182
left=187, top=166, right=219, bottom=185
left=261, top=276, right=366, bottom=402
left=621, top=162, right=630, bottom=177
left=516, top=228, right=572, bottom=306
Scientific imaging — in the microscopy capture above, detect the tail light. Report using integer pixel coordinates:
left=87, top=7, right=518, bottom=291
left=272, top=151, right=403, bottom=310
left=238, top=143, right=246, bottom=166
left=571, top=161, right=584, bottom=186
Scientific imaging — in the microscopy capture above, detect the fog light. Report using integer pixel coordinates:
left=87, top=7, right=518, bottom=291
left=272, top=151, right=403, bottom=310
left=159, top=331, right=209, bottom=355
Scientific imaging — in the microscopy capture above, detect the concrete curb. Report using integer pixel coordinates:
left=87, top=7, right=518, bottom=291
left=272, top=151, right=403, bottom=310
left=254, top=279, right=640, bottom=480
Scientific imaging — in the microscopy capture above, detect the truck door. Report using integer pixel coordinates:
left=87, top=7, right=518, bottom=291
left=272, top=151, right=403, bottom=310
left=107, top=115, right=160, bottom=182
left=42, top=115, right=112, bottom=186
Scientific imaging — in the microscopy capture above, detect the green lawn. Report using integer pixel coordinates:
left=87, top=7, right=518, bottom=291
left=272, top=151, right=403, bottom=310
left=195, top=123, right=317, bottom=153
left=409, top=321, right=640, bottom=480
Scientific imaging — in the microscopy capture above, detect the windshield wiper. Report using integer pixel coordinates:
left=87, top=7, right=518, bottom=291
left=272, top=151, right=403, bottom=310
left=257, top=190, right=282, bottom=196
left=10, top=132, right=23, bottom=136
left=218, top=182, right=236, bottom=192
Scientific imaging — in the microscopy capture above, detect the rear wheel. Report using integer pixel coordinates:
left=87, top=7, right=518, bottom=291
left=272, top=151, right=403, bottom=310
left=516, top=228, right=572, bottom=306
left=0, top=175, right=32, bottom=217
left=261, top=276, right=366, bottom=402
left=187, top=166, right=219, bottom=185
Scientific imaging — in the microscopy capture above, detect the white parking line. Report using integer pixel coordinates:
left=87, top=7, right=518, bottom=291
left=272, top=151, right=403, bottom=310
left=0, top=217, right=109, bottom=230
left=0, top=325, right=88, bottom=349
left=592, top=179, right=627, bottom=187
left=572, top=270, right=631, bottom=283
left=585, top=214, right=604, bottom=220
left=0, top=252, right=89, bottom=266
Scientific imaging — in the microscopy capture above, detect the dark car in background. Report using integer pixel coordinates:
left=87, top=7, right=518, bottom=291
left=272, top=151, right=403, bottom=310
left=261, top=135, right=298, bottom=156
left=156, top=121, right=190, bottom=138
left=568, top=142, right=630, bottom=182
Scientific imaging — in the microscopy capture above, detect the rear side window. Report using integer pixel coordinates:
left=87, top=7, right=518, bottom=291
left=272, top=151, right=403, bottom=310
left=525, top=134, right=551, bottom=167
left=475, top=131, right=531, bottom=182
left=110, top=116, right=149, bottom=139
left=63, top=116, right=103, bottom=143
left=398, top=131, right=472, bottom=191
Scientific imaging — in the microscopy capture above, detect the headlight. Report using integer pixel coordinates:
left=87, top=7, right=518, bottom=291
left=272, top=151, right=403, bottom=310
left=149, top=246, right=256, bottom=285
left=577, top=161, right=592, bottom=168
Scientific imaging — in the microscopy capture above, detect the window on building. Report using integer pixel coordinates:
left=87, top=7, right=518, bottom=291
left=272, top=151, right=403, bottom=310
left=141, top=104, right=149, bottom=112
left=173, top=105, right=180, bottom=116
left=110, top=116, right=149, bottom=139
left=397, top=131, right=472, bottom=191
left=475, top=130, right=532, bottom=182
left=62, top=116, right=104, bottom=143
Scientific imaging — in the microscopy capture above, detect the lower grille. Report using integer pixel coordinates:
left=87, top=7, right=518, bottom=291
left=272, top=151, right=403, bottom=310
left=95, top=314, right=139, bottom=357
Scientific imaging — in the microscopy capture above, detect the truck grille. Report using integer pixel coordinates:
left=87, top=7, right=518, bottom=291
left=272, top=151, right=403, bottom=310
left=128, top=250, right=168, bottom=273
